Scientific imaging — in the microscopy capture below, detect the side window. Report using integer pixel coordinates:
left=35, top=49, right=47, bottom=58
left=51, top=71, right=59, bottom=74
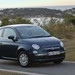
left=0, top=28, right=3, bottom=38
left=3, top=28, right=16, bottom=38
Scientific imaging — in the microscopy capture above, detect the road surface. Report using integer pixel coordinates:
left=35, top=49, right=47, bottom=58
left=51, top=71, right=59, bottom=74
left=0, top=59, right=74, bottom=75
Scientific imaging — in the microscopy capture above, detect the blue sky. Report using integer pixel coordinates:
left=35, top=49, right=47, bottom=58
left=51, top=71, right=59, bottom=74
left=0, top=0, right=75, bottom=8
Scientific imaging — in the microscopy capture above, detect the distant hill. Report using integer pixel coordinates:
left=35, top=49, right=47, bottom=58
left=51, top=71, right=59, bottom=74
left=64, top=8, right=75, bottom=16
left=0, top=5, right=75, bottom=11
left=42, top=5, right=75, bottom=11
left=0, top=8, right=63, bottom=19
left=0, top=7, right=75, bottom=19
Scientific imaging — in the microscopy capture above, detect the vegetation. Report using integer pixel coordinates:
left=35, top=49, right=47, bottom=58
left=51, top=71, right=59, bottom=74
left=0, top=7, right=75, bottom=19
left=0, top=8, right=63, bottom=19
left=42, top=16, right=75, bottom=39
left=64, top=39, right=75, bottom=61
left=0, top=71, right=26, bottom=75
left=64, top=14, right=75, bottom=25
left=1, top=17, right=10, bottom=26
left=1, top=17, right=31, bottom=26
left=14, top=17, right=31, bottom=24
left=1, top=14, right=75, bottom=40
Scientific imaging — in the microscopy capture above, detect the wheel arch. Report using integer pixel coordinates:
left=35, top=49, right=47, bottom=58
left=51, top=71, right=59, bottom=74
left=17, top=48, right=28, bottom=57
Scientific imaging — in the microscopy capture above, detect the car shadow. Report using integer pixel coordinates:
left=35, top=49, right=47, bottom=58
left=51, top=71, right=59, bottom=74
left=0, top=59, right=19, bottom=66
left=0, top=59, right=64, bottom=68
left=29, top=62, right=63, bottom=68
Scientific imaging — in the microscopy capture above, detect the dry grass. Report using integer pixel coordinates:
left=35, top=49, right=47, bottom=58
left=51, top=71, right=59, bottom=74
left=64, top=39, right=75, bottom=61
left=0, top=71, right=26, bottom=75
left=43, top=24, right=75, bottom=39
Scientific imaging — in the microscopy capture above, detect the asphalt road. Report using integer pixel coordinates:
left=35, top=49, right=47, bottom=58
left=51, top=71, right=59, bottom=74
left=0, top=59, right=74, bottom=75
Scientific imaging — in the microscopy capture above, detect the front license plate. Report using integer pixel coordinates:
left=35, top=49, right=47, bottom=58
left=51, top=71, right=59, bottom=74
left=48, top=51, right=60, bottom=56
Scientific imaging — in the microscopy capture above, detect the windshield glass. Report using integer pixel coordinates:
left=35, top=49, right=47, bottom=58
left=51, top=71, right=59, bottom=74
left=16, top=26, right=50, bottom=39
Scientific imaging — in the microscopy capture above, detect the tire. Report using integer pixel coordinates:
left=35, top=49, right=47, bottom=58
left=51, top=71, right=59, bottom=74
left=18, top=51, right=30, bottom=67
left=53, top=60, right=63, bottom=64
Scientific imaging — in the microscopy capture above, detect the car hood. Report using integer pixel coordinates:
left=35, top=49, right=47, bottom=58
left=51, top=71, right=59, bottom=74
left=21, top=36, right=60, bottom=46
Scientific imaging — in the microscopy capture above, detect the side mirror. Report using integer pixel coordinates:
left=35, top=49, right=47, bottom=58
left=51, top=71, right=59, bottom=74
left=8, top=35, right=18, bottom=42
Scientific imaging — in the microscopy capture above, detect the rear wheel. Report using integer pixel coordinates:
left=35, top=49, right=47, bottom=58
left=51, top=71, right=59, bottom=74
left=18, top=51, right=30, bottom=67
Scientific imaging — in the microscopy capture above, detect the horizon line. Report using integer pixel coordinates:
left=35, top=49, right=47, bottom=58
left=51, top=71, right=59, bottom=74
left=0, top=5, right=75, bottom=9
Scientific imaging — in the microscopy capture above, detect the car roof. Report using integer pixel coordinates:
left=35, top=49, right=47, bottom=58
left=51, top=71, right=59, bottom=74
left=0, top=24, right=37, bottom=28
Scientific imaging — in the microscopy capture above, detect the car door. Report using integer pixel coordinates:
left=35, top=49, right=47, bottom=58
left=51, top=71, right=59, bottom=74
left=1, top=27, right=19, bottom=58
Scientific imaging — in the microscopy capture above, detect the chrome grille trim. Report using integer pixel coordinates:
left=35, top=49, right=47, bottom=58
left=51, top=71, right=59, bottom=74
left=42, top=47, right=60, bottom=50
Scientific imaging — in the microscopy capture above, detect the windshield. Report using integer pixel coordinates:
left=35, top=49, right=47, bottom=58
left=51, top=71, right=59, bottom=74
left=16, top=26, right=50, bottom=39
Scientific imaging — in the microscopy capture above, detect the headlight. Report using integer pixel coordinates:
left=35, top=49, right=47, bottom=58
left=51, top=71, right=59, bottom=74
left=32, top=44, right=40, bottom=50
left=60, top=42, right=64, bottom=47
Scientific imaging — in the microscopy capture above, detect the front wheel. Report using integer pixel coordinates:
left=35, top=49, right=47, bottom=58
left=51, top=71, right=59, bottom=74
left=18, top=51, right=29, bottom=67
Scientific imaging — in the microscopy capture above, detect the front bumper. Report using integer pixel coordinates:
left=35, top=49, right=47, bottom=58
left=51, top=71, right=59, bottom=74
left=30, top=53, right=65, bottom=62
left=29, top=46, right=65, bottom=62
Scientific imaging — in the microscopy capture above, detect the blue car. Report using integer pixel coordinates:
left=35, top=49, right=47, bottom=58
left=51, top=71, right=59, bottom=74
left=0, top=24, right=65, bottom=67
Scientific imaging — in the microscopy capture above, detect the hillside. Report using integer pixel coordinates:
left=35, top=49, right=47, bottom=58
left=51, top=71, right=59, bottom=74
left=0, top=7, right=75, bottom=19
left=0, top=8, right=63, bottom=19
left=64, top=8, right=75, bottom=16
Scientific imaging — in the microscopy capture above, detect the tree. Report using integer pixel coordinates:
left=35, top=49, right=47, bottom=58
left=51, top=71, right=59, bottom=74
left=1, top=17, right=10, bottom=26
left=14, top=17, right=31, bottom=24
left=63, top=14, right=75, bottom=25
left=1, top=17, right=32, bottom=26
left=69, top=17, right=75, bottom=25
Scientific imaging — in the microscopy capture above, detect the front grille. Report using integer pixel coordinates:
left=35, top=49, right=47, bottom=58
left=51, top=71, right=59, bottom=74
left=35, top=54, right=65, bottom=59
left=43, top=47, right=60, bottom=50
left=41, top=47, right=61, bottom=52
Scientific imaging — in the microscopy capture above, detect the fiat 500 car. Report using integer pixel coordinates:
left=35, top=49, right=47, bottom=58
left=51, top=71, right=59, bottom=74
left=0, top=24, right=65, bottom=67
